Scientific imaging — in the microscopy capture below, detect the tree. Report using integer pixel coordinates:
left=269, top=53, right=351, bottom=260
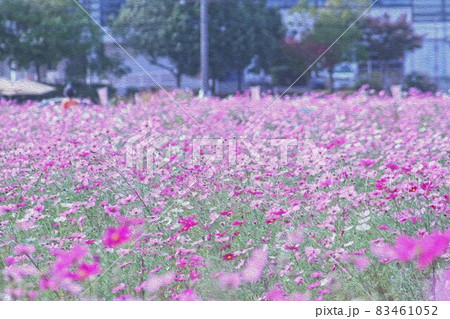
left=65, top=41, right=128, bottom=84
left=238, top=0, right=284, bottom=90
left=359, top=13, right=423, bottom=90
left=278, top=35, right=328, bottom=86
left=0, top=0, right=123, bottom=82
left=115, top=0, right=195, bottom=88
left=207, top=1, right=240, bottom=92
left=163, top=2, right=201, bottom=88
left=295, top=0, right=367, bottom=91
left=115, top=0, right=283, bottom=92
left=0, top=10, right=12, bottom=61
left=252, top=2, right=285, bottom=72
left=209, top=0, right=284, bottom=92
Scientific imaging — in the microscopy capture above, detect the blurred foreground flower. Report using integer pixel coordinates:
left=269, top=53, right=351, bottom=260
left=103, top=225, right=132, bottom=248
left=371, top=228, right=450, bottom=269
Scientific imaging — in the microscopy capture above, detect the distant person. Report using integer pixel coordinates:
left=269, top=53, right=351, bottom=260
left=61, top=84, right=79, bottom=110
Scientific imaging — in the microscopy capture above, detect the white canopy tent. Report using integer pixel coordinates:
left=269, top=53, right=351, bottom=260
left=0, top=78, right=56, bottom=96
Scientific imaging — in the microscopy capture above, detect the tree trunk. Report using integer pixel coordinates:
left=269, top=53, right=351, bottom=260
left=382, top=61, right=388, bottom=91
left=328, top=68, right=334, bottom=93
left=176, top=73, right=182, bottom=88
left=211, top=77, right=216, bottom=95
left=35, top=64, right=41, bottom=82
left=237, top=69, right=243, bottom=92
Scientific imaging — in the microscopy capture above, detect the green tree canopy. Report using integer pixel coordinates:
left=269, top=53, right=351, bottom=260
left=115, top=0, right=283, bottom=91
left=209, top=0, right=284, bottom=91
left=294, top=0, right=368, bottom=90
left=115, top=0, right=188, bottom=86
left=163, top=1, right=201, bottom=87
left=0, top=0, right=123, bottom=82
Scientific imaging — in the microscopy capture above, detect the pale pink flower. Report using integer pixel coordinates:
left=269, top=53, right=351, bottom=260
left=172, top=288, right=200, bottom=301
left=241, top=247, right=268, bottom=283
left=218, top=272, right=241, bottom=289
left=141, top=272, right=175, bottom=293
left=112, top=283, right=126, bottom=294
left=13, top=244, right=35, bottom=255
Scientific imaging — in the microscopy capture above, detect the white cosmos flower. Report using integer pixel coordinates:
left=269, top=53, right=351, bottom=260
left=356, top=224, right=370, bottom=231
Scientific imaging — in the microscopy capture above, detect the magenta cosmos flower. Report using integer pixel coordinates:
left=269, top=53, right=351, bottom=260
left=69, top=262, right=101, bottom=281
left=222, top=253, right=237, bottom=261
left=393, top=229, right=450, bottom=269
left=103, top=225, right=132, bottom=248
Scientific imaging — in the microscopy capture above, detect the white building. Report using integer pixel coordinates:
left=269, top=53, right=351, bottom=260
left=372, top=0, right=450, bottom=86
left=271, top=0, right=450, bottom=88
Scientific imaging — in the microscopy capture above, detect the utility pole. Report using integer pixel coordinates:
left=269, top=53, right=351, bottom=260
left=200, top=0, right=210, bottom=96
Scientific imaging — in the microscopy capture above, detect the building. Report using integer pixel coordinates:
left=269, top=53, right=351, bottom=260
left=269, top=0, right=450, bottom=89
left=78, top=0, right=126, bottom=26
left=371, top=0, right=450, bottom=88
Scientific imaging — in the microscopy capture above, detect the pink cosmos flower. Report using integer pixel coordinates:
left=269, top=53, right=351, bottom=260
left=69, top=262, right=100, bottom=281
left=222, top=253, right=236, bottom=261
left=295, top=276, right=305, bottom=286
left=325, top=137, right=346, bottom=149
left=218, top=272, right=241, bottom=289
left=139, top=272, right=176, bottom=293
left=172, top=288, right=200, bottom=301
left=3, top=264, right=38, bottom=281
left=105, top=205, right=120, bottom=215
left=360, top=158, right=376, bottom=167
left=112, top=283, right=126, bottom=294
left=115, top=295, right=136, bottom=301
left=318, top=289, right=330, bottom=295
left=103, top=225, right=131, bottom=248
left=386, top=162, right=399, bottom=170
left=307, top=280, right=322, bottom=290
left=5, top=256, right=16, bottom=266
left=353, top=256, right=370, bottom=271
left=264, top=287, right=288, bottom=301
left=0, top=204, right=17, bottom=214
left=394, top=235, right=418, bottom=262
left=286, top=230, right=303, bottom=245
left=416, top=231, right=449, bottom=269
left=220, top=209, right=233, bottom=216
left=51, top=245, right=89, bottom=267
left=374, top=229, right=450, bottom=269
left=178, top=215, right=199, bottom=233
left=13, top=244, right=35, bottom=255
left=291, top=292, right=308, bottom=301
left=265, top=216, right=278, bottom=224
left=189, top=269, right=202, bottom=281
left=40, top=245, right=94, bottom=294
left=241, top=247, right=268, bottom=283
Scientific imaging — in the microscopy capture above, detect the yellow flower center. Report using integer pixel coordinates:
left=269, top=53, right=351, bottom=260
left=78, top=269, right=87, bottom=279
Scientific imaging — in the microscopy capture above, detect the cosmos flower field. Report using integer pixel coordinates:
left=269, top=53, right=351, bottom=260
left=0, top=88, right=449, bottom=301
